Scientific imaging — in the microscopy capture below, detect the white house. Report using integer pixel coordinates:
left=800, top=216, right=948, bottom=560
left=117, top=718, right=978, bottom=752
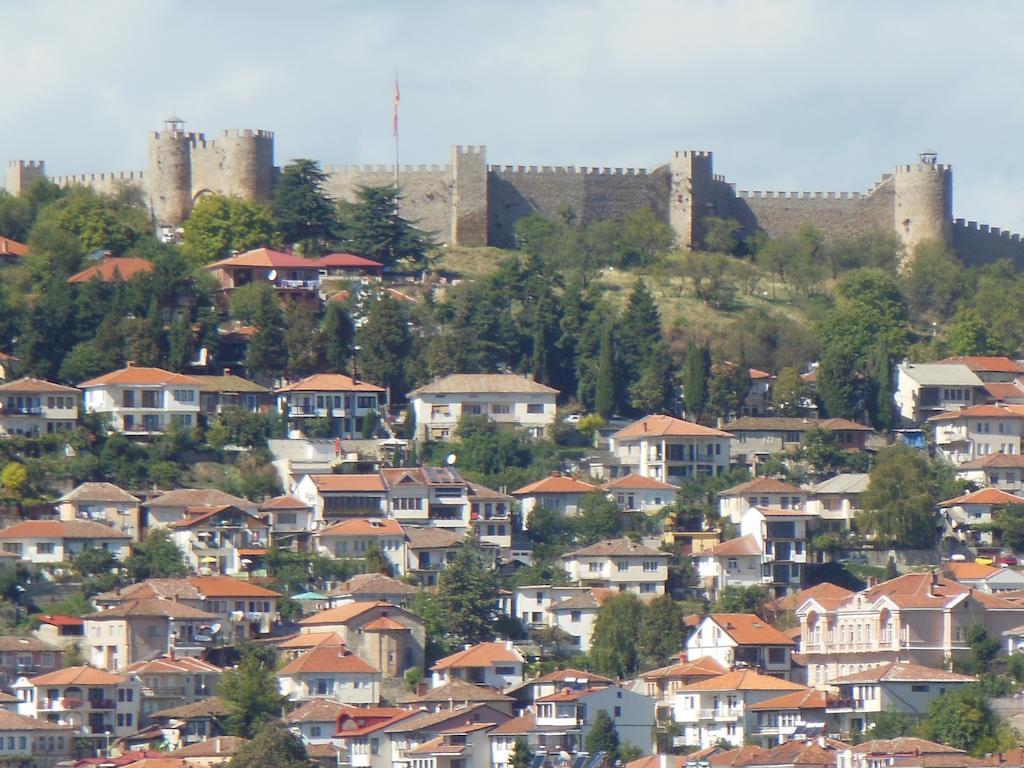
left=945, top=561, right=1024, bottom=593
left=513, top=474, right=597, bottom=523
left=79, top=365, right=201, bottom=435
left=430, top=641, right=525, bottom=689
left=603, top=415, right=732, bottom=483
left=55, top=482, right=141, bottom=542
left=687, top=614, right=796, bottom=678
left=0, top=709, right=74, bottom=768
left=535, top=683, right=655, bottom=757
left=671, top=669, right=808, bottom=750
left=0, top=520, right=131, bottom=563
left=314, top=518, right=406, bottom=574
left=0, top=378, right=79, bottom=437
left=142, top=488, right=256, bottom=529
left=956, top=452, right=1024, bottom=493
left=380, top=466, right=471, bottom=531
left=803, top=474, right=869, bottom=533
left=167, top=504, right=270, bottom=576
left=408, top=373, right=559, bottom=441
left=277, top=645, right=380, bottom=705
left=939, top=487, right=1024, bottom=546
left=467, top=481, right=514, bottom=549
left=261, top=495, right=316, bottom=551
left=694, top=535, right=764, bottom=601
left=895, top=363, right=984, bottom=425
left=929, top=404, right=1024, bottom=465
left=740, top=507, right=814, bottom=598
left=294, top=474, right=387, bottom=524
left=276, top=373, right=386, bottom=439
left=561, top=538, right=669, bottom=597
left=718, top=478, right=806, bottom=526
left=512, top=585, right=610, bottom=652
left=601, top=474, right=679, bottom=515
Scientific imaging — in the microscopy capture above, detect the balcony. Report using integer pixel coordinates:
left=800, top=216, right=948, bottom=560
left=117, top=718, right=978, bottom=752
left=276, top=279, right=320, bottom=290
left=699, top=707, right=742, bottom=721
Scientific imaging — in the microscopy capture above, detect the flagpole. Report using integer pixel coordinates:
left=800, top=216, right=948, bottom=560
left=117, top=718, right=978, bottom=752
left=393, top=70, right=400, bottom=192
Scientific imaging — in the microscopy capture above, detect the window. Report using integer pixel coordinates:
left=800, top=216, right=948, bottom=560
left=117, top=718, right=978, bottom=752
left=614, top=706, right=622, bottom=717
left=588, top=562, right=601, bottom=572
left=767, top=647, right=786, bottom=665
left=911, top=684, right=930, bottom=693
left=464, top=404, right=482, bottom=415
left=173, top=389, right=195, bottom=403
left=357, top=396, right=378, bottom=409
left=640, top=583, right=657, bottom=593
left=616, top=561, right=630, bottom=572
left=727, top=558, right=738, bottom=572
left=277, top=513, right=296, bottom=525
left=311, top=726, right=322, bottom=738
left=570, top=611, right=582, bottom=622
left=643, top=560, right=660, bottom=572
left=494, top=666, right=516, bottom=675
left=526, top=403, right=545, bottom=414
left=492, top=403, right=511, bottom=414
left=36, top=543, right=55, bottom=555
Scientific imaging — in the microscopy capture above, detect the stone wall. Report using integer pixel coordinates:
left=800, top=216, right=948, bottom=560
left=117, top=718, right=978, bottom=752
left=953, top=219, right=1024, bottom=267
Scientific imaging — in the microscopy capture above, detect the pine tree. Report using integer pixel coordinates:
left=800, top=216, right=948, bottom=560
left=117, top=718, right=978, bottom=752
left=869, top=343, right=895, bottom=431
left=584, top=710, right=621, bottom=763
left=356, top=293, right=412, bottom=394
left=165, top=315, right=191, bottom=372
left=273, top=159, right=338, bottom=254
left=322, top=301, right=355, bottom=373
left=283, top=304, right=322, bottom=378
left=344, top=185, right=435, bottom=267
left=594, top=323, right=616, bottom=418
left=682, top=341, right=708, bottom=417
left=510, top=736, right=533, bottom=768
left=245, top=287, right=286, bottom=380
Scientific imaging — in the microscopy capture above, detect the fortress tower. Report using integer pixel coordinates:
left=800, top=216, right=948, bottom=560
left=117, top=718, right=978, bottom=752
left=669, top=150, right=715, bottom=249
left=147, top=118, right=193, bottom=227
left=450, top=145, right=488, bottom=246
left=5, top=160, right=46, bottom=197
left=893, top=151, right=952, bottom=255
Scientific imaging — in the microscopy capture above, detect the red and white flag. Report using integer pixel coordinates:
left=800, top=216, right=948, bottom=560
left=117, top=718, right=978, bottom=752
left=393, top=77, right=400, bottom=138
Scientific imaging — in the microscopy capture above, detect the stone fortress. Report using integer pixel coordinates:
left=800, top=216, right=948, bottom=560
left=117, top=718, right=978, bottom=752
left=6, top=119, right=1024, bottom=265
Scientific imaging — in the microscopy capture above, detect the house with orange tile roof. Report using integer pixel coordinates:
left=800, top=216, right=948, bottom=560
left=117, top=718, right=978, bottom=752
left=601, top=473, right=680, bottom=514
left=430, top=641, right=525, bottom=689
left=121, top=654, right=222, bottom=721
left=0, top=377, right=79, bottom=437
left=326, top=572, right=418, bottom=608
left=56, top=482, right=141, bottom=542
left=466, top=481, right=514, bottom=549
left=802, top=473, right=870, bottom=532
left=0, top=520, right=131, bottom=564
left=955, top=451, right=1024, bottom=493
left=717, top=477, right=807, bottom=525
left=277, top=645, right=380, bottom=705
left=259, top=495, right=315, bottom=551
left=840, top=738, right=975, bottom=768
left=943, top=560, right=1024, bottom=593
left=938, top=356, right=1024, bottom=383
left=561, top=538, right=670, bottom=597
left=298, top=602, right=424, bottom=677
left=400, top=677, right=515, bottom=714
left=167, top=505, right=269, bottom=577
left=511, top=473, right=598, bottom=520
left=276, top=373, right=386, bottom=439
left=929, top=403, right=1024, bottom=465
left=14, top=666, right=143, bottom=744
left=79, top=364, right=201, bottom=436
left=32, top=615, right=85, bottom=650
left=294, top=473, right=387, bottom=522
left=403, top=526, right=467, bottom=586
left=721, top=417, right=872, bottom=467
left=602, top=414, right=732, bottom=484
left=534, top=683, right=655, bottom=757
left=670, top=668, right=808, bottom=749
left=795, top=571, right=1024, bottom=687
left=688, top=614, right=797, bottom=679
left=0, top=709, right=75, bottom=767
left=68, top=256, right=154, bottom=284
left=205, top=248, right=324, bottom=311
left=408, top=373, right=559, bottom=441
left=313, top=518, right=406, bottom=575
left=746, top=688, right=838, bottom=748
left=939, top=487, right=1024, bottom=546
left=83, top=598, right=219, bottom=668
left=827, top=662, right=974, bottom=737
left=0, top=236, right=28, bottom=265
left=693, top=534, right=765, bottom=600
left=640, top=656, right=727, bottom=714
left=142, top=488, right=256, bottom=529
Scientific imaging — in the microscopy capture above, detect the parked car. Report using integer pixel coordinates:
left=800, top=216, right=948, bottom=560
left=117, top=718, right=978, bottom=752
left=997, top=552, right=1019, bottom=566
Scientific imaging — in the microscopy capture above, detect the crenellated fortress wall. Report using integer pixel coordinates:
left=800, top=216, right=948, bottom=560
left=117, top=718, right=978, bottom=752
left=7, top=123, right=1024, bottom=267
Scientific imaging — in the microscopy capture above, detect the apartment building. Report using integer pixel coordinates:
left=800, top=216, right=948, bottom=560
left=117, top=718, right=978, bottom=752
left=687, top=614, right=796, bottom=679
left=276, top=373, right=386, bottom=439
left=718, top=478, right=806, bottom=526
left=561, top=538, right=669, bottom=597
left=929, top=404, right=1024, bottom=465
left=55, top=483, right=141, bottom=542
left=0, top=378, right=79, bottom=436
left=82, top=600, right=219, bottom=668
left=603, top=415, right=732, bottom=483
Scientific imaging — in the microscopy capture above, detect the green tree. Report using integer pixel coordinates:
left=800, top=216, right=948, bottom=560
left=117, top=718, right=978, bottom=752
left=860, top=446, right=938, bottom=548
left=273, top=159, right=338, bottom=254
left=244, top=284, right=286, bottom=379
left=866, top=343, right=895, bottom=432
left=947, top=308, right=999, bottom=356
left=868, top=711, right=920, bottom=739
left=124, top=529, right=188, bottom=580
left=638, top=595, right=686, bottom=669
left=183, top=194, right=276, bottom=265
left=575, top=491, right=622, bottom=545
left=73, top=547, right=117, bottom=578
left=682, top=341, right=710, bottom=417
left=510, top=736, right=533, bottom=768
left=343, top=185, right=434, bottom=267
left=963, top=625, right=1001, bottom=676
left=712, top=584, right=768, bottom=614
left=122, top=316, right=163, bottom=368
left=0, top=463, right=29, bottom=500
left=165, top=315, right=192, bottom=372
left=226, top=718, right=312, bottom=768
left=363, top=542, right=390, bottom=575
left=620, top=206, right=674, bottom=266
left=772, top=366, right=810, bottom=417
left=884, top=556, right=899, bottom=581
left=283, top=303, right=322, bottom=378
left=990, top=505, right=1024, bottom=552
left=356, top=293, right=413, bottom=395
left=436, top=543, right=500, bottom=646
left=921, top=684, right=1011, bottom=756
left=701, top=216, right=740, bottom=254
left=321, top=301, right=355, bottom=373
left=219, top=651, right=287, bottom=738
left=584, top=709, right=621, bottom=762
left=900, top=241, right=963, bottom=322
left=590, top=592, right=644, bottom=677
left=594, top=323, right=616, bottom=418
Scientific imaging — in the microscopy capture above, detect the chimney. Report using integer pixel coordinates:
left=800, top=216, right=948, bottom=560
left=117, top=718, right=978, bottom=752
left=505, top=640, right=514, bottom=650
left=223, top=368, right=231, bottom=377
left=126, top=360, right=135, bottom=367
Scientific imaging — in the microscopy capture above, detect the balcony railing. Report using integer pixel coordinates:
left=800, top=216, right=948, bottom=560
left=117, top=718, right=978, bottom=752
left=276, top=279, right=320, bottom=290
left=699, top=707, right=742, bottom=720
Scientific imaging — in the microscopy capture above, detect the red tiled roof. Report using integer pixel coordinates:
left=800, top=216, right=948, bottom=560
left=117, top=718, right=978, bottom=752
left=314, top=253, right=384, bottom=269
left=747, top=688, right=831, bottom=710
left=939, top=488, right=1024, bottom=507
left=530, top=667, right=614, bottom=685
left=299, top=601, right=400, bottom=627
left=30, top=665, right=126, bottom=685
left=431, top=641, right=521, bottom=671
left=277, top=373, right=385, bottom=393
left=278, top=645, right=378, bottom=676
left=206, top=247, right=316, bottom=270
left=945, top=562, right=1002, bottom=581
left=613, top=414, right=731, bottom=439
left=186, top=575, right=280, bottom=598
left=929, top=404, right=1024, bottom=421
left=35, top=614, right=83, bottom=627
left=641, top=655, right=727, bottom=681
left=262, top=495, right=310, bottom=510
left=701, top=535, right=761, bottom=558
left=984, top=382, right=1024, bottom=400
left=857, top=573, right=969, bottom=610
left=768, top=582, right=854, bottom=614
left=940, top=356, right=1024, bottom=374
left=831, top=661, right=975, bottom=684
left=676, top=669, right=806, bottom=692
left=601, top=474, right=680, bottom=491
left=704, top=614, right=796, bottom=646
left=0, top=377, right=79, bottom=394
left=309, top=474, right=386, bottom=492
left=957, top=452, right=1024, bottom=469
left=565, top=538, right=666, bottom=558
left=0, top=520, right=130, bottom=540
left=363, top=616, right=409, bottom=632
left=68, top=257, right=153, bottom=284
left=79, top=366, right=200, bottom=388
left=84, top=599, right=217, bottom=620
left=0, top=236, right=27, bottom=258
left=317, top=518, right=404, bottom=537
left=275, top=632, right=345, bottom=650
left=719, top=477, right=805, bottom=496
left=512, top=475, right=596, bottom=495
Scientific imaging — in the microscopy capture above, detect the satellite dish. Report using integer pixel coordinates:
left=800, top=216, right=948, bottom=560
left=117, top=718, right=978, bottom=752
left=445, top=453, right=457, bottom=466
left=210, top=623, right=222, bottom=634
left=268, top=270, right=278, bottom=280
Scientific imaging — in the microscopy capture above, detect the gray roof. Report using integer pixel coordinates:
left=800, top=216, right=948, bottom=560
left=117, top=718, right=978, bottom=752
left=806, top=473, right=870, bottom=495
left=58, top=482, right=140, bottom=504
left=409, top=373, right=559, bottom=396
left=899, top=363, right=983, bottom=387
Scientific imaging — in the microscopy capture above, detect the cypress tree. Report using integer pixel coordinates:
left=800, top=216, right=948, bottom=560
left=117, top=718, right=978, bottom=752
left=683, top=340, right=708, bottom=416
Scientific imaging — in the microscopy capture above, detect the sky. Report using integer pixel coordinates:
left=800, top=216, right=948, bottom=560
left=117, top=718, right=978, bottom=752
left=4, top=0, right=1024, bottom=231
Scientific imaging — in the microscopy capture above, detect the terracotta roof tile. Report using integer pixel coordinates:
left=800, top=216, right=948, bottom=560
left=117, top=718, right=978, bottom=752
left=363, top=615, right=410, bottom=631
left=939, top=356, right=1024, bottom=373
left=261, top=495, right=311, bottom=510
left=613, top=414, right=731, bottom=439
left=122, top=655, right=222, bottom=676
left=512, top=475, right=597, bottom=495
left=68, top=257, right=154, bottom=284
left=309, top=474, right=386, bottom=493
left=601, top=473, right=680, bottom=491
left=719, top=477, right=805, bottom=496
left=0, top=520, right=130, bottom=540
left=704, top=614, right=796, bottom=646
left=489, top=713, right=536, bottom=735
left=957, top=452, right=1024, bottom=469
left=317, top=518, right=404, bottom=537
left=168, top=736, right=247, bottom=757
left=766, top=582, right=853, bottom=614
left=190, top=374, right=270, bottom=394
left=946, top=562, right=1002, bottom=581
left=58, top=482, right=139, bottom=504
left=327, top=573, right=418, bottom=598
left=676, top=669, right=807, bottom=692
left=0, top=636, right=60, bottom=653
left=286, top=698, right=356, bottom=723
left=186, top=575, right=280, bottom=598
left=530, top=667, right=614, bottom=685
left=831, top=661, right=975, bottom=684
left=641, top=655, right=728, bottom=681
left=144, top=488, right=250, bottom=509
left=565, top=537, right=667, bottom=558
left=409, top=373, right=558, bottom=396
left=278, top=645, right=378, bottom=676
left=747, top=688, right=831, bottom=710
left=299, top=601, right=407, bottom=627
left=940, top=488, right=1024, bottom=507
left=929, top=404, right=1024, bottom=421
left=29, top=665, right=126, bottom=685
left=0, top=710, right=73, bottom=731
left=314, top=252, right=384, bottom=269
left=79, top=366, right=198, bottom=388
left=405, top=678, right=513, bottom=704
left=853, top=737, right=965, bottom=755
left=0, top=377, right=79, bottom=394
left=275, top=631, right=344, bottom=650
left=431, top=641, right=521, bottom=671
left=151, top=696, right=230, bottom=720
left=702, top=535, right=761, bottom=558
left=0, top=237, right=27, bottom=258
left=277, top=373, right=385, bottom=393
left=84, top=599, right=217, bottom=621
left=206, top=248, right=314, bottom=270
left=404, top=526, right=463, bottom=549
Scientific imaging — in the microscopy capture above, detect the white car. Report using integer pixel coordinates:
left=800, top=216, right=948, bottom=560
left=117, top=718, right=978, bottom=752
left=564, top=413, right=582, bottom=424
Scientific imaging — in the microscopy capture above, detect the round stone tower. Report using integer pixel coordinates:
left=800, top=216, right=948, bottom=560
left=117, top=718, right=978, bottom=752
left=893, top=151, right=952, bottom=259
left=218, top=129, right=275, bottom=203
left=147, top=118, right=193, bottom=227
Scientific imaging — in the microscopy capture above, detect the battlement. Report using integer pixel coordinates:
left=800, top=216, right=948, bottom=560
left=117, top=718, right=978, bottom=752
left=487, top=164, right=648, bottom=176
left=221, top=129, right=274, bottom=140
left=674, top=150, right=712, bottom=159
left=7, top=160, right=44, bottom=169
left=894, top=163, right=951, bottom=174
left=736, top=189, right=865, bottom=200
left=323, top=164, right=449, bottom=175
left=454, top=145, right=485, bottom=154
left=954, top=218, right=1024, bottom=241
left=150, top=131, right=201, bottom=142
left=52, top=171, right=145, bottom=185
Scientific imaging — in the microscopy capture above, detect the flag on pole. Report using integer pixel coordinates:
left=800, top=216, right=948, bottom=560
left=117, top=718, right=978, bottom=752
left=393, top=77, right=400, bottom=138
